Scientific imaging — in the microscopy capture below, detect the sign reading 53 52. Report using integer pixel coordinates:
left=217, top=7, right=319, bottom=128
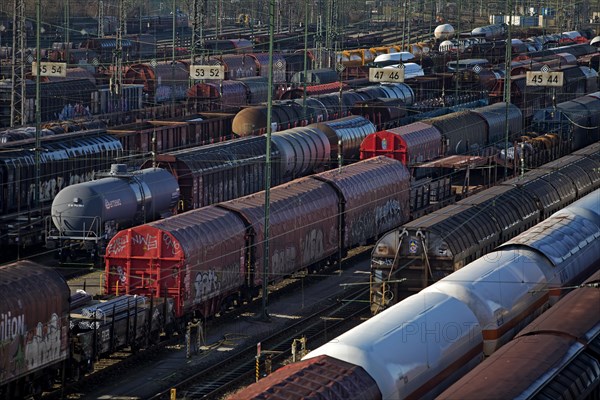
left=190, top=65, right=224, bottom=80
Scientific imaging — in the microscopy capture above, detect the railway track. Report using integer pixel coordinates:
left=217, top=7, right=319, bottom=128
left=44, top=248, right=373, bottom=400
left=151, top=282, right=371, bottom=400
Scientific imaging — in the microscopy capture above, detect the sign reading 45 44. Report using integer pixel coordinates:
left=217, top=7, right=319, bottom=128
left=526, top=71, right=563, bottom=87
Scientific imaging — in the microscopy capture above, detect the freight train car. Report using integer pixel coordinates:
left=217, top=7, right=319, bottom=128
left=0, top=79, right=97, bottom=127
left=187, top=77, right=270, bottom=112
left=369, top=142, right=600, bottom=313
left=0, top=129, right=123, bottom=247
left=533, top=91, right=600, bottom=151
left=0, top=260, right=174, bottom=399
left=0, top=261, right=71, bottom=399
left=0, top=119, right=108, bottom=143
left=418, top=103, right=521, bottom=155
left=47, top=165, right=180, bottom=261
left=229, top=188, right=600, bottom=400
left=105, top=112, right=236, bottom=165
left=231, top=83, right=414, bottom=136
left=438, top=268, right=600, bottom=400
left=142, top=136, right=284, bottom=211
left=359, top=102, right=522, bottom=163
left=104, top=157, right=411, bottom=320
left=123, top=61, right=189, bottom=104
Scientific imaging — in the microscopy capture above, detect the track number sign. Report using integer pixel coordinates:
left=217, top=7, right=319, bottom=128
left=31, top=62, right=67, bottom=77
left=526, top=71, right=563, bottom=87
left=190, top=65, right=224, bottom=80
left=369, top=67, right=405, bottom=83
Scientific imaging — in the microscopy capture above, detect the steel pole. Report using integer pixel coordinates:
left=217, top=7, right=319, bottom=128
left=260, top=0, right=276, bottom=322
left=34, top=0, right=41, bottom=206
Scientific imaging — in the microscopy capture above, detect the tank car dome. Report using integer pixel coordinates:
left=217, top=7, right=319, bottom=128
left=591, top=36, right=600, bottom=46
left=232, top=106, right=268, bottom=136
left=434, top=24, right=455, bottom=40
left=439, top=40, right=456, bottom=52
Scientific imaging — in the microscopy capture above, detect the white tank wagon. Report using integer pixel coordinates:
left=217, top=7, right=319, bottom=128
left=47, top=164, right=180, bottom=261
left=471, top=24, right=507, bottom=40
left=434, top=24, right=455, bottom=40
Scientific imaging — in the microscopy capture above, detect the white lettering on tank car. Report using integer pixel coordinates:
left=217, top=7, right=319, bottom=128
left=104, top=198, right=123, bottom=209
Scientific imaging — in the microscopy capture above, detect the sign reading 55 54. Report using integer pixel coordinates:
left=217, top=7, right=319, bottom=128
left=32, top=62, right=67, bottom=77
left=190, top=65, right=225, bottom=80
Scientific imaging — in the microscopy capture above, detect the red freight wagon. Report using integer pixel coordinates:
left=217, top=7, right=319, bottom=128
left=228, top=355, right=381, bottom=400
left=104, top=206, right=248, bottom=319
left=359, top=122, right=442, bottom=165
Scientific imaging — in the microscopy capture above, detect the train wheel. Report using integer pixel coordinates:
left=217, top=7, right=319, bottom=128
left=59, top=248, right=71, bottom=263
left=71, top=364, right=83, bottom=382
left=241, top=287, right=253, bottom=304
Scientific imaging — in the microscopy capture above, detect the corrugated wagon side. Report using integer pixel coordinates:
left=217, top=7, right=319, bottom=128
left=315, top=157, right=411, bottom=249
left=359, top=122, right=442, bottom=165
left=142, top=136, right=283, bottom=211
left=0, top=261, right=70, bottom=398
left=218, top=177, right=340, bottom=284
left=104, top=206, right=248, bottom=319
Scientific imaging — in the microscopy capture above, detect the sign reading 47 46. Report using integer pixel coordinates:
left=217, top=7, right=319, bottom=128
left=190, top=65, right=225, bottom=80
left=369, top=67, right=405, bottom=83
left=526, top=71, right=564, bottom=87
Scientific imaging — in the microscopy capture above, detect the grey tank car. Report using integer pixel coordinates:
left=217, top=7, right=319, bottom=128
left=48, top=164, right=179, bottom=260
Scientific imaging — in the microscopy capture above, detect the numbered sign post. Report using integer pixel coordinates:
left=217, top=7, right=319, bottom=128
left=190, top=65, right=225, bottom=80
left=369, top=67, right=405, bottom=83
left=525, top=71, right=564, bottom=87
left=31, top=62, right=67, bottom=77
